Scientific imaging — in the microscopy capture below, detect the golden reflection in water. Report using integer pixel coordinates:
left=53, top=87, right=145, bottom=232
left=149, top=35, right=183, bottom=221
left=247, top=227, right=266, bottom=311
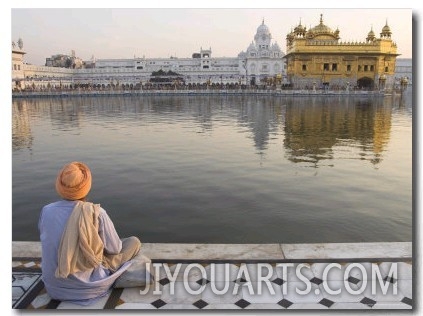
left=283, top=97, right=392, bottom=167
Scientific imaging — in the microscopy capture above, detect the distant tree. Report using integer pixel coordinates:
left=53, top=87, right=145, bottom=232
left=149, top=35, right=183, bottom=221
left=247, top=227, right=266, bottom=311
left=65, top=58, right=73, bottom=68
left=150, top=69, right=184, bottom=85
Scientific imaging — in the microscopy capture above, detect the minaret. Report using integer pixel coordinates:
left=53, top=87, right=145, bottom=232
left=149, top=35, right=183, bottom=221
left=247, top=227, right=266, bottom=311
left=380, top=19, right=392, bottom=38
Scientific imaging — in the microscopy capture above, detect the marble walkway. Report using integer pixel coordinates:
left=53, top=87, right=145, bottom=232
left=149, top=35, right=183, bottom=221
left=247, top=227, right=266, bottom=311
left=12, top=241, right=413, bottom=310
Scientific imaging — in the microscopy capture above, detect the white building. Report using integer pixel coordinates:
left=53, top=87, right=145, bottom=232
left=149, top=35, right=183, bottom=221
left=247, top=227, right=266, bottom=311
left=90, top=47, right=244, bottom=86
left=12, top=38, right=76, bottom=91
left=12, top=39, right=26, bottom=90
left=13, top=20, right=286, bottom=90
left=239, top=20, right=285, bottom=85
left=394, top=58, right=412, bottom=86
left=77, top=20, right=285, bottom=88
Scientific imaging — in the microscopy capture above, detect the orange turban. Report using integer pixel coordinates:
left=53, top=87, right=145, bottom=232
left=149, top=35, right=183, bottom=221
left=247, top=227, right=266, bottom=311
left=56, top=162, right=92, bottom=200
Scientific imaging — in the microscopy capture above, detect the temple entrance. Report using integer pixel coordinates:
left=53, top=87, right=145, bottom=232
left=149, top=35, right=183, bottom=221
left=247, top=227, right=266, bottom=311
left=357, top=77, right=374, bottom=90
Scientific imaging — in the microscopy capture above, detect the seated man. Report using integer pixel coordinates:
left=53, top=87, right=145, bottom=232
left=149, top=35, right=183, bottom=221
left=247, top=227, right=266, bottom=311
left=38, top=161, right=143, bottom=305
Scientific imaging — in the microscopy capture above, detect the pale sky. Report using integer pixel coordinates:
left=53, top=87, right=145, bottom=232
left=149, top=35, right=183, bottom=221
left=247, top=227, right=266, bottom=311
left=11, top=7, right=413, bottom=66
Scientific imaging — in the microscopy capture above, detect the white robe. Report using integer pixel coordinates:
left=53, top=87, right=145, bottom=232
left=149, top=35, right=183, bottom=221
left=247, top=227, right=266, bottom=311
left=38, top=200, right=131, bottom=305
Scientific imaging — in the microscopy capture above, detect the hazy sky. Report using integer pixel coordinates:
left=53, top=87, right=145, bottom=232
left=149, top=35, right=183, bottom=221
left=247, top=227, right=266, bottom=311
left=11, top=8, right=412, bottom=66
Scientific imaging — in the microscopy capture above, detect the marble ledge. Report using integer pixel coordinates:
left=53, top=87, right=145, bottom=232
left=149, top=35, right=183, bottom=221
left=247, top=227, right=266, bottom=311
left=12, top=241, right=412, bottom=261
left=281, top=242, right=412, bottom=260
left=140, top=243, right=283, bottom=260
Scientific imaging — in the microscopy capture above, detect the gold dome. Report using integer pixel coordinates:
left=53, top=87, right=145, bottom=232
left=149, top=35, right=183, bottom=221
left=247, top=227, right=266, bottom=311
left=294, top=19, right=306, bottom=33
left=380, top=20, right=392, bottom=37
left=382, top=23, right=391, bottom=33
left=366, top=25, right=376, bottom=42
left=306, top=14, right=340, bottom=40
left=309, top=14, right=334, bottom=34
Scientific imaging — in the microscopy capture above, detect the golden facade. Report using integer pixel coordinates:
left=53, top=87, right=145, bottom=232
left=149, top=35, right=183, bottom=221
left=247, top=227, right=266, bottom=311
left=285, top=15, right=399, bottom=90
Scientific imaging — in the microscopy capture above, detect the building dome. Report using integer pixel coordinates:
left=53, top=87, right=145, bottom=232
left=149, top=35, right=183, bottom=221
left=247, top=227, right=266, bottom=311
left=380, top=20, right=392, bottom=38
left=294, top=19, right=306, bottom=33
left=254, top=19, right=272, bottom=45
left=257, top=19, right=270, bottom=35
left=306, top=14, right=340, bottom=40
left=366, top=26, right=376, bottom=42
left=310, top=14, right=333, bottom=34
left=271, top=42, right=281, bottom=51
left=382, top=23, right=391, bottom=33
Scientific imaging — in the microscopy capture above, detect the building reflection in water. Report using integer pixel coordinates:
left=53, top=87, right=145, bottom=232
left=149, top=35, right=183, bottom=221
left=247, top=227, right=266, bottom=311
left=237, top=96, right=282, bottom=155
left=12, top=97, right=85, bottom=153
left=12, top=100, right=33, bottom=152
left=283, top=96, right=392, bottom=168
left=12, top=95, right=394, bottom=169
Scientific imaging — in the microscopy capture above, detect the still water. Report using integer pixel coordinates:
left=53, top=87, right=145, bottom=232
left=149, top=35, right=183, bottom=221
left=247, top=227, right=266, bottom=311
left=12, top=93, right=412, bottom=243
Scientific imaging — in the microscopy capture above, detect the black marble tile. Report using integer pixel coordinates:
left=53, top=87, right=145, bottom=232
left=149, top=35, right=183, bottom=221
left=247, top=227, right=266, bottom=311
left=347, top=276, right=361, bottom=285
left=151, top=299, right=167, bottom=309
left=193, top=299, right=208, bottom=309
left=277, top=298, right=293, bottom=309
left=235, top=299, right=251, bottom=309
left=401, top=297, right=412, bottom=306
left=196, top=278, right=210, bottom=286
left=272, top=277, right=285, bottom=286
left=383, top=275, right=397, bottom=284
left=310, top=277, right=323, bottom=285
left=360, top=297, right=376, bottom=307
left=158, top=278, right=170, bottom=286
left=319, top=298, right=334, bottom=308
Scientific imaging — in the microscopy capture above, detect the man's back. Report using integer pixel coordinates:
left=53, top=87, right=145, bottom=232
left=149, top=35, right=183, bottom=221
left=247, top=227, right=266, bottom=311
left=39, top=200, right=130, bottom=305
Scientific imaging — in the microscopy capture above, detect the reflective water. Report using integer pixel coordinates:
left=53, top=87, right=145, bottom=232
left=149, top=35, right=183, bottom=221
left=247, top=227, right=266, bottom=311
left=12, top=92, right=413, bottom=243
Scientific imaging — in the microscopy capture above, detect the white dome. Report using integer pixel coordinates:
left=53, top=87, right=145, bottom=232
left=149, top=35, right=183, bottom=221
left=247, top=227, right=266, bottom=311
left=271, top=42, right=281, bottom=51
left=257, top=20, right=270, bottom=35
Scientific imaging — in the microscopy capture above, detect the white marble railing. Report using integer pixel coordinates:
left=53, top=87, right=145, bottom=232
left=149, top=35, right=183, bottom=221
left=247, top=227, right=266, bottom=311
left=12, top=241, right=412, bottom=261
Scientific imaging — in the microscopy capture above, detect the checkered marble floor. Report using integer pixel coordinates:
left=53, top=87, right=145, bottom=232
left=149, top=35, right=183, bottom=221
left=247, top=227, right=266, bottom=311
left=12, top=259, right=412, bottom=310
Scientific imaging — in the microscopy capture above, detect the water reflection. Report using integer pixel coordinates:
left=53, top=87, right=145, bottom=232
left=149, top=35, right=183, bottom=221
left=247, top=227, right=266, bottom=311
left=237, top=97, right=282, bottom=154
left=283, top=97, right=392, bottom=167
left=12, top=100, right=33, bottom=151
left=13, top=95, right=400, bottom=167
left=12, top=94, right=412, bottom=242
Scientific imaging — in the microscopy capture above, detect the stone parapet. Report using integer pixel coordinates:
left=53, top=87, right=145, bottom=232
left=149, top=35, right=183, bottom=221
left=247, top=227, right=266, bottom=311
left=12, top=241, right=412, bottom=262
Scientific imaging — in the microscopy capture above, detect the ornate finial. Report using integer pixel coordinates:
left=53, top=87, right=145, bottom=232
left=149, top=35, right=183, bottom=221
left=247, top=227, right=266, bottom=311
left=262, top=18, right=264, bottom=25
left=299, top=18, right=302, bottom=25
left=320, top=14, right=323, bottom=24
